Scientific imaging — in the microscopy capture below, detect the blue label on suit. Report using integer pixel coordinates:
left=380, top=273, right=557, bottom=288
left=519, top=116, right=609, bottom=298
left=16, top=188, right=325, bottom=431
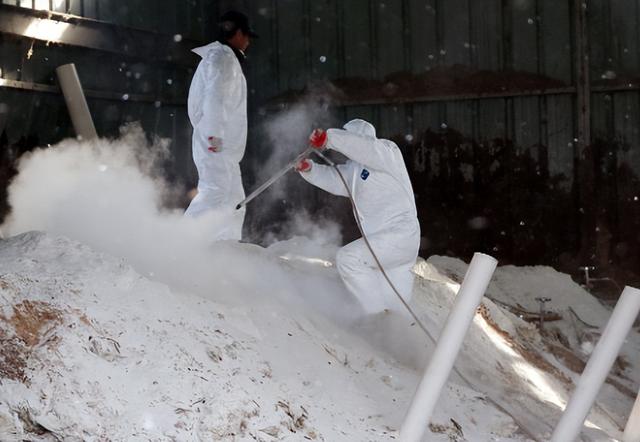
left=360, top=169, right=370, bottom=180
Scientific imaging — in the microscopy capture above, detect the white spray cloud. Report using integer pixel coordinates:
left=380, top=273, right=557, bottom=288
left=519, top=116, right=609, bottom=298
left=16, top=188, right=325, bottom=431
left=247, top=101, right=344, bottom=248
left=257, top=102, right=319, bottom=192
left=1, top=123, right=351, bottom=318
left=263, top=209, right=342, bottom=260
left=3, top=126, right=283, bottom=302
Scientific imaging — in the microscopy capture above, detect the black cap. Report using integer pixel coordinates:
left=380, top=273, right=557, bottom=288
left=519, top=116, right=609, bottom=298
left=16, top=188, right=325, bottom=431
left=219, top=10, right=259, bottom=38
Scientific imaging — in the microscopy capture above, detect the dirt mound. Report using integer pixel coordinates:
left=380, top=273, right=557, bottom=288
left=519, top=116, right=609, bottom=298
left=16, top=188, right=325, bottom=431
left=0, top=300, right=63, bottom=383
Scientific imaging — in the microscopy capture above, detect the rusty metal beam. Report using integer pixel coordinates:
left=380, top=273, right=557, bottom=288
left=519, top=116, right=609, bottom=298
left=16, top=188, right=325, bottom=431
left=263, top=81, right=640, bottom=111
left=0, top=4, right=198, bottom=68
left=0, top=78, right=186, bottom=106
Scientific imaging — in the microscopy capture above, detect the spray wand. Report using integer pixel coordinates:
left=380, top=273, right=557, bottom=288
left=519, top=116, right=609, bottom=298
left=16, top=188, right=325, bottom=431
left=235, top=146, right=315, bottom=210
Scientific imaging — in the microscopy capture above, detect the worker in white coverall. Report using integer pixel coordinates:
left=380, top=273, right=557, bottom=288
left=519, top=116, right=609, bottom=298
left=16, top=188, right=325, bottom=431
left=185, top=11, right=258, bottom=240
left=296, top=119, right=420, bottom=314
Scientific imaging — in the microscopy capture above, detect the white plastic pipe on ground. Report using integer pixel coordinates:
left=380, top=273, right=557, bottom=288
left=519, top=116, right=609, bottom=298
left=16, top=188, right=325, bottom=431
left=400, top=252, right=498, bottom=442
left=623, top=387, right=640, bottom=442
left=551, top=285, right=640, bottom=442
left=55, top=63, right=97, bottom=140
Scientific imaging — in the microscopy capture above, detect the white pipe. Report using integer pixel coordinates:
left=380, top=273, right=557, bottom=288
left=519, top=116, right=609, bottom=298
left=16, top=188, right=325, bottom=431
left=623, top=387, right=640, bottom=442
left=400, top=252, right=498, bottom=442
left=551, top=286, right=640, bottom=442
left=55, top=63, right=97, bottom=140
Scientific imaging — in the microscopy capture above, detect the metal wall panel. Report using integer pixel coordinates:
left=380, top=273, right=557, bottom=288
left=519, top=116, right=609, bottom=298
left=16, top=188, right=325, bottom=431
left=591, top=92, right=612, bottom=141
left=609, top=0, right=639, bottom=75
left=587, top=0, right=611, bottom=79
left=545, top=94, right=574, bottom=180
left=0, top=0, right=219, bottom=189
left=509, top=0, right=538, bottom=72
left=469, top=0, right=502, bottom=70
left=477, top=98, right=507, bottom=141
left=407, top=0, right=437, bottom=73
left=378, top=104, right=408, bottom=139
left=245, top=1, right=279, bottom=105
left=308, top=0, right=340, bottom=79
left=275, top=0, right=307, bottom=91
left=341, top=0, right=373, bottom=78
left=410, top=102, right=440, bottom=174
left=540, top=0, right=572, bottom=82
left=440, top=0, right=471, bottom=66
left=67, top=0, right=82, bottom=15
left=96, top=0, right=118, bottom=24
left=0, top=0, right=216, bottom=36
left=82, top=0, right=97, bottom=19
left=512, top=96, right=541, bottom=155
left=445, top=101, right=474, bottom=138
left=613, top=91, right=640, bottom=174
left=411, top=102, right=443, bottom=135
left=344, top=105, right=376, bottom=128
left=375, top=0, right=405, bottom=76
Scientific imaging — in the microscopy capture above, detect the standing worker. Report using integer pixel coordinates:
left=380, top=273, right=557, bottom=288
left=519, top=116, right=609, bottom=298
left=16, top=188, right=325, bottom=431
left=297, top=119, right=421, bottom=314
left=185, top=11, right=258, bottom=241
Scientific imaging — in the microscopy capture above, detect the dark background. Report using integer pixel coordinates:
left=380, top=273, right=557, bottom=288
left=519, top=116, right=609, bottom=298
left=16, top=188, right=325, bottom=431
left=0, top=0, right=638, bottom=297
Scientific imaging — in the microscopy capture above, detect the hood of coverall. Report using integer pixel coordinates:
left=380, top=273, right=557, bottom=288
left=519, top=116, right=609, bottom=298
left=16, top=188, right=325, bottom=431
left=343, top=119, right=377, bottom=138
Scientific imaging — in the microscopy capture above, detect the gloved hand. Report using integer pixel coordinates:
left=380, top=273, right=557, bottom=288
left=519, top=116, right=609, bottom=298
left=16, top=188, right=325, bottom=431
left=295, top=158, right=312, bottom=173
left=207, top=136, right=223, bottom=153
left=309, top=129, right=327, bottom=149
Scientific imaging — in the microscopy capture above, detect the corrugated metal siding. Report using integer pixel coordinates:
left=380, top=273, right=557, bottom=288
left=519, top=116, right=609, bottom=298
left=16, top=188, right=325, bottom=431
left=0, top=0, right=638, bottom=270
left=408, top=0, right=437, bottom=73
left=469, top=0, right=502, bottom=70
left=341, top=0, right=373, bottom=78
left=375, top=0, right=405, bottom=75
left=239, top=0, right=594, bottom=181
left=541, top=0, right=572, bottom=82
left=441, top=0, right=471, bottom=66
left=545, top=94, right=574, bottom=182
left=0, top=0, right=218, bottom=185
left=234, top=0, right=638, bottom=269
left=0, top=0, right=204, bottom=35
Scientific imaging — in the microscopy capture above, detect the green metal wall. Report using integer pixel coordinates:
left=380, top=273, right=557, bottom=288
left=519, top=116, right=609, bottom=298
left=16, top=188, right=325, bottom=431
left=0, top=0, right=218, bottom=185
left=0, top=0, right=639, bottom=277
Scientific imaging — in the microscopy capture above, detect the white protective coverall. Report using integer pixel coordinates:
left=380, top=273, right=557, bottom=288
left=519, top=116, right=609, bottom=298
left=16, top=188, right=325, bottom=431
left=301, top=119, right=420, bottom=314
left=185, top=41, right=247, bottom=240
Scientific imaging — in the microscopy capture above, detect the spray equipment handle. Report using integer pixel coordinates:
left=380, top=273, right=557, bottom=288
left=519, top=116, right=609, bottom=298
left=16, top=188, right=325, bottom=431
left=312, top=149, right=335, bottom=167
left=235, top=145, right=316, bottom=210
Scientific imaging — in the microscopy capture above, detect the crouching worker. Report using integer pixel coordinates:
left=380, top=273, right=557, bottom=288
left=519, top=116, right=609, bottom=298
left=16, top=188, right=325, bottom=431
left=296, top=119, right=420, bottom=315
